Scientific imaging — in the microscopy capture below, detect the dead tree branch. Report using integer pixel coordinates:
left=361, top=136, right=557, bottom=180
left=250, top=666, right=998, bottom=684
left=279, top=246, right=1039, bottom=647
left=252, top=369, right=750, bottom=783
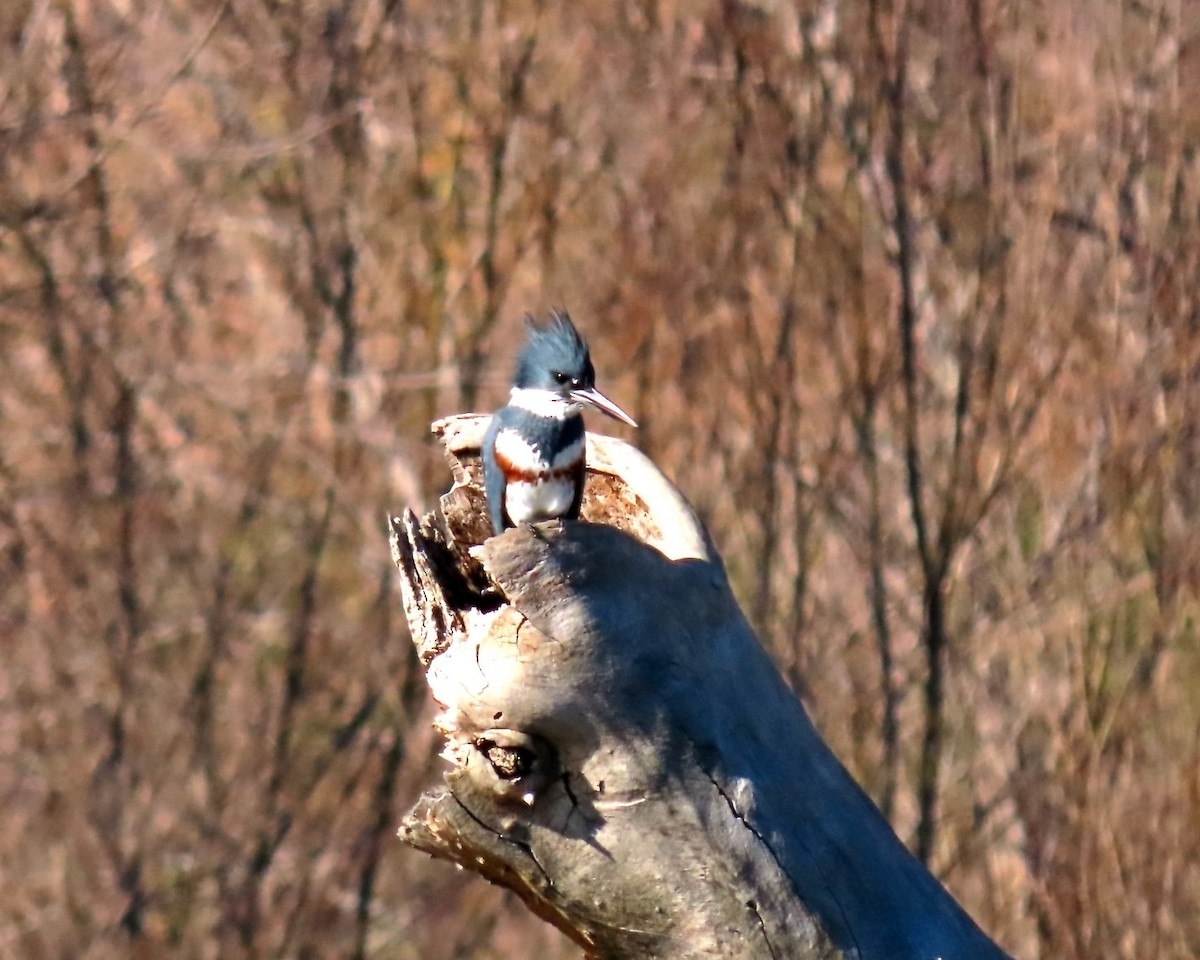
left=390, top=414, right=1013, bottom=960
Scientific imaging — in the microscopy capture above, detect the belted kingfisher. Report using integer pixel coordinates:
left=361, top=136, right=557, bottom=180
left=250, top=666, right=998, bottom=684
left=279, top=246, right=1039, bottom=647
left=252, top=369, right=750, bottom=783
left=483, top=310, right=637, bottom=535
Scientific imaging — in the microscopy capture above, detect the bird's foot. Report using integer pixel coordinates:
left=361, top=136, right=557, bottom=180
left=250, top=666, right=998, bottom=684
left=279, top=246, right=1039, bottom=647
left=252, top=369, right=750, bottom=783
left=524, top=518, right=570, bottom=541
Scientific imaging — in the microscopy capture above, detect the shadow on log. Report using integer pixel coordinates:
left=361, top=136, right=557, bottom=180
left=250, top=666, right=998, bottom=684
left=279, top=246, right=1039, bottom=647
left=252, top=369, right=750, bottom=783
left=390, top=414, right=1014, bottom=960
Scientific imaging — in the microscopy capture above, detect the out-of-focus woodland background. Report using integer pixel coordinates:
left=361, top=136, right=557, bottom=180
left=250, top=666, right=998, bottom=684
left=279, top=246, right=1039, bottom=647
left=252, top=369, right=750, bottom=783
left=2, top=0, right=1199, bottom=957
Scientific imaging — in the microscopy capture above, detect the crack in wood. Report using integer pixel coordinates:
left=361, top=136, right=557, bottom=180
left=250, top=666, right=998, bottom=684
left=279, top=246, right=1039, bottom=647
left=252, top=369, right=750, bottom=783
left=706, top=770, right=858, bottom=960
left=449, top=788, right=555, bottom=891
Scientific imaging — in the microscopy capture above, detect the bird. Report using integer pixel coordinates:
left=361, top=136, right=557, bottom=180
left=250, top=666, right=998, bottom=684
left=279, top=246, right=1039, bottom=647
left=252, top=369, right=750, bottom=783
left=482, top=310, right=637, bottom=536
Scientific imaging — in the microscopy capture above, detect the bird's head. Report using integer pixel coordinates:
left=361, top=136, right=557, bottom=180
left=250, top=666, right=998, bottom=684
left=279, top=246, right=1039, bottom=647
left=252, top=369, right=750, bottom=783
left=512, top=310, right=637, bottom=426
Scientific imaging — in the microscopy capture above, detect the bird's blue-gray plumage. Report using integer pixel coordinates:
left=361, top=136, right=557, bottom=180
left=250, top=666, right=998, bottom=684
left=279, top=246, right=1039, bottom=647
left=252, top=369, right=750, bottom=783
left=483, top=407, right=585, bottom=534
left=482, top=416, right=510, bottom=535
left=482, top=310, right=636, bottom=536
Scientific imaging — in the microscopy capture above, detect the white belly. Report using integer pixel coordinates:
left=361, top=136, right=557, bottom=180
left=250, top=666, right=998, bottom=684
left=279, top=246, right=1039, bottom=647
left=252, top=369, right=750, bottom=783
left=505, top=477, right=575, bottom=525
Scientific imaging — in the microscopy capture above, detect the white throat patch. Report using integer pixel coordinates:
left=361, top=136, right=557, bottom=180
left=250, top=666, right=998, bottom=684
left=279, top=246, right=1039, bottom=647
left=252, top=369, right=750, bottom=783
left=509, top=387, right=579, bottom=419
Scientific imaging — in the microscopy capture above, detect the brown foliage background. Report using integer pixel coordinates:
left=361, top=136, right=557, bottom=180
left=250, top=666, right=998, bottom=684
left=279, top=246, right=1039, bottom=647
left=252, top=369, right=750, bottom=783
left=2, top=1, right=1199, bottom=957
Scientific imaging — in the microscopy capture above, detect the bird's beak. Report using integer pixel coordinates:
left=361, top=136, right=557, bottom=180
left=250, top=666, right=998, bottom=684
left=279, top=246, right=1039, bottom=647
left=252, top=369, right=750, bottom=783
left=571, top=387, right=638, bottom=427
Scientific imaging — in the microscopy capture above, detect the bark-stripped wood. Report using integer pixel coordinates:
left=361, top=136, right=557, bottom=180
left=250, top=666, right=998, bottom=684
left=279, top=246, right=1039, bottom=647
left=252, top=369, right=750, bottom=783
left=390, top=413, right=1014, bottom=960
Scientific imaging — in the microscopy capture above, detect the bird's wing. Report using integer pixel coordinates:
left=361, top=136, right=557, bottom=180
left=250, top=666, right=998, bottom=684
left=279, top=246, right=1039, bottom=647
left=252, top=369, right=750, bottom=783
left=481, top=413, right=509, bottom=535
left=566, top=416, right=587, bottom=521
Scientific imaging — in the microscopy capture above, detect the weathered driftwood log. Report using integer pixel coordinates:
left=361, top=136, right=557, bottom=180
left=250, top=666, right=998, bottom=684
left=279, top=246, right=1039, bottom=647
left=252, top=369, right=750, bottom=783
left=390, top=414, right=1013, bottom=960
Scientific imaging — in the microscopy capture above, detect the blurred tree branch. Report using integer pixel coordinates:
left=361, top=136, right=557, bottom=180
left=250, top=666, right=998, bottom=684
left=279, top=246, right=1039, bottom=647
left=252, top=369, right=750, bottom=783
left=1, top=2, right=1198, bottom=958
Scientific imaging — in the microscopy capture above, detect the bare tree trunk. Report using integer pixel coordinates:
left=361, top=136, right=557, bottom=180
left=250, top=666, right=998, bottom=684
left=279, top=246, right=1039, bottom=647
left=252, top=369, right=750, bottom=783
left=390, top=415, right=1013, bottom=960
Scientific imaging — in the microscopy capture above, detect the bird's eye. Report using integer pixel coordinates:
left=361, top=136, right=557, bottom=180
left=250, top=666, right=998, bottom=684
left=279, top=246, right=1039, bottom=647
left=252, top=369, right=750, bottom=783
left=553, top=372, right=569, bottom=384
